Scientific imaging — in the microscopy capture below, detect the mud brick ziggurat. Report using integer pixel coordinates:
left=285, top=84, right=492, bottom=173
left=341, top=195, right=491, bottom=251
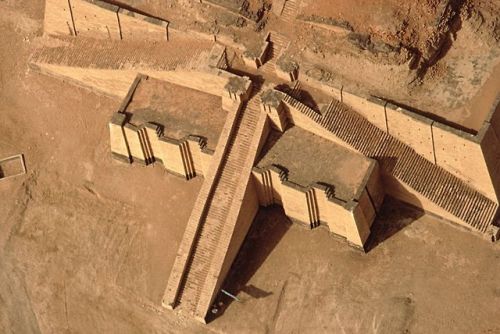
left=33, top=0, right=500, bottom=323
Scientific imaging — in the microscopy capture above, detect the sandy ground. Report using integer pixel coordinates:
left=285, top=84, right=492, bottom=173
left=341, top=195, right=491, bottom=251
left=1, top=2, right=500, bottom=334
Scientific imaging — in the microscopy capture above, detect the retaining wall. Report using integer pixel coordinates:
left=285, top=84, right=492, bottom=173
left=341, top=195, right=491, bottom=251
left=339, top=86, right=500, bottom=202
left=33, top=63, right=138, bottom=98
left=45, top=0, right=168, bottom=41
left=71, top=0, right=121, bottom=39
left=385, top=102, right=434, bottom=163
left=252, top=159, right=384, bottom=248
left=32, top=62, right=249, bottom=103
left=302, top=68, right=499, bottom=201
left=44, top=0, right=76, bottom=36
left=110, top=113, right=224, bottom=178
left=431, top=122, right=494, bottom=199
left=108, top=73, right=245, bottom=179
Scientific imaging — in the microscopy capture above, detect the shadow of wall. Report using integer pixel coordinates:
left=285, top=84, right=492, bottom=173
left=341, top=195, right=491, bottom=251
left=364, top=196, right=424, bottom=252
left=206, top=206, right=291, bottom=322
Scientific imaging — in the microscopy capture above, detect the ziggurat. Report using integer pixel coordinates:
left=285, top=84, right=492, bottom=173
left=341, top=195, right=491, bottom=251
left=31, top=0, right=500, bottom=324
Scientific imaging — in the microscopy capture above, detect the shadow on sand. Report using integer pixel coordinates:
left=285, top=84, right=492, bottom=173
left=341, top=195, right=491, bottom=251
left=364, top=195, right=425, bottom=253
left=206, top=206, right=291, bottom=322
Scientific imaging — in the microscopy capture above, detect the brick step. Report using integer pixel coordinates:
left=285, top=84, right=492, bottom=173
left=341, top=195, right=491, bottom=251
left=173, top=95, right=264, bottom=314
left=283, top=93, right=498, bottom=234
left=281, top=0, right=299, bottom=21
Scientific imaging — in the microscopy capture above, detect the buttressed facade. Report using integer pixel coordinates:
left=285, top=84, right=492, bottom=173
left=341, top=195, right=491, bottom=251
left=37, top=0, right=500, bottom=323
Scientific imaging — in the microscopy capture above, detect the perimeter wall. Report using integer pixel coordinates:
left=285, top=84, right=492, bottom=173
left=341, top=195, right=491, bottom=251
left=340, top=86, right=499, bottom=202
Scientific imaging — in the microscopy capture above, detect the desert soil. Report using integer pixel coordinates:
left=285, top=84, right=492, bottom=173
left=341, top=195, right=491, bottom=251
left=1, top=1, right=500, bottom=334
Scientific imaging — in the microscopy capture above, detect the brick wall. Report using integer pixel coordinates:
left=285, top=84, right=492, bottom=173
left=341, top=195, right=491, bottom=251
left=110, top=117, right=216, bottom=179
left=432, top=123, right=496, bottom=200
left=252, top=161, right=383, bottom=248
left=123, top=123, right=146, bottom=164
left=385, top=103, right=434, bottom=163
left=34, top=62, right=250, bottom=105
left=44, top=0, right=168, bottom=41
left=70, top=0, right=121, bottom=39
left=118, top=9, right=168, bottom=41
left=339, top=86, right=499, bottom=202
left=35, top=63, right=138, bottom=98
left=109, top=113, right=130, bottom=162
left=44, top=0, right=76, bottom=36
left=342, top=89, right=387, bottom=132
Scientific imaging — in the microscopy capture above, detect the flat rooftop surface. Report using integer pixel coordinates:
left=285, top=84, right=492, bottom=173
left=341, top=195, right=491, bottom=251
left=126, top=78, right=227, bottom=150
left=257, top=126, right=373, bottom=201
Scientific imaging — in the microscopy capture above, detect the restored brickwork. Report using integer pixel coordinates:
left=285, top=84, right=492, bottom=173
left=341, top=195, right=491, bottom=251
left=70, top=0, right=121, bottom=39
left=432, top=123, right=496, bottom=200
left=109, top=113, right=130, bottom=162
left=44, top=0, right=76, bottom=36
left=118, top=8, right=168, bottom=41
left=385, top=103, right=435, bottom=163
left=280, top=91, right=498, bottom=235
left=337, top=86, right=499, bottom=204
left=44, top=0, right=169, bottom=41
left=252, top=158, right=382, bottom=248
left=342, top=89, right=387, bottom=132
left=38, top=2, right=500, bottom=325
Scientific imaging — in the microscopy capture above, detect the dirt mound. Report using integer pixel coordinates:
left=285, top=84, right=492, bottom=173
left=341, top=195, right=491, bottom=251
left=300, top=0, right=498, bottom=69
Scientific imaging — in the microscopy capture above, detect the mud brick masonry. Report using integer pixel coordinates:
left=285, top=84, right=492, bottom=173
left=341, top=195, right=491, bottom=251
left=34, top=0, right=500, bottom=323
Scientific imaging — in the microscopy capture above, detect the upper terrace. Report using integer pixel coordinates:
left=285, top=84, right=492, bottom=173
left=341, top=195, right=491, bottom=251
left=125, top=78, right=226, bottom=151
left=257, top=126, right=373, bottom=202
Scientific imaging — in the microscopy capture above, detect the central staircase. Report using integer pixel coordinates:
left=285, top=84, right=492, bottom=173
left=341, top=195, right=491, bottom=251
left=163, top=86, right=266, bottom=321
left=280, top=0, right=300, bottom=23
left=259, top=32, right=289, bottom=77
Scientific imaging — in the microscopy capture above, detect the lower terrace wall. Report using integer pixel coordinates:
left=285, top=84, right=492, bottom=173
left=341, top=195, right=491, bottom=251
left=44, top=0, right=76, bottom=36
left=32, top=63, right=248, bottom=103
left=118, top=8, right=168, bottom=41
left=340, top=86, right=499, bottom=202
left=302, top=70, right=499, bottom=202
left=70, top=0, right=121, bottom=39
left=32, top=63, right=138, bottom=98
left=385, top=102, right=435, bottom=163
left=342, top=90, right=387, bottom=132
left=252, top=159, right=384, bottom=249
left=110, top=115, right=215, bottom=179
left=432, top=122, right=497, bottom=201
left=483, top=100, right=500, bottom=201
left=45, top=0, right=169, bottom=41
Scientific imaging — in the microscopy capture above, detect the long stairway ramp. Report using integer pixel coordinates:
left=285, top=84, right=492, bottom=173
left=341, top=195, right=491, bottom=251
left=163, top=87, right=268, bottom=322
left=31, top=36, right=212, bottom=72
left=281, top=92, right=499, bottom=235
left=280, top=0, right=300, bottom=23
left=259, top=31, right=290, bottom=77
